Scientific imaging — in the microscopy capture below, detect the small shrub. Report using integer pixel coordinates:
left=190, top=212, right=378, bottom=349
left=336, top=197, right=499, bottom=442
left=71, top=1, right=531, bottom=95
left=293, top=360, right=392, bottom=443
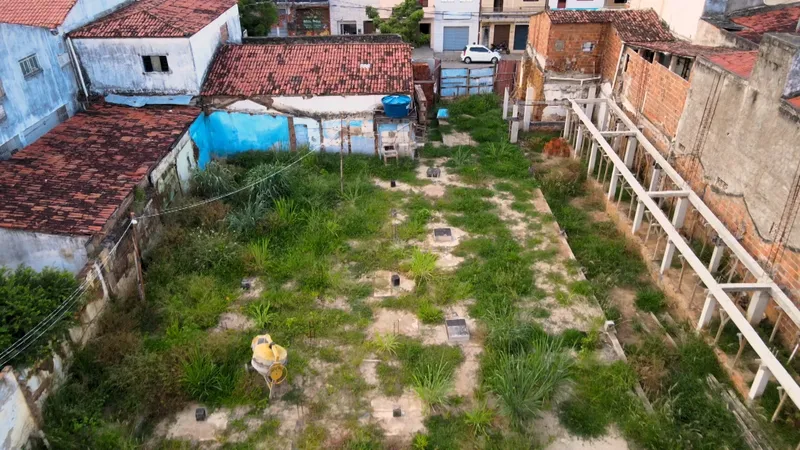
left=227, top=197, right=268, bottom=235
left=372, top=333, right=399, bottom=356
left=635, top=287, right=666, bottom=313
left=465, top=403, right=494, bottom=436
left=247, top=237, right=271, bottom=272
left=417, top=301, right=444, bottom=324
left=244, top=162, right=293, bottom=204
left=412, top=358, right=454, bottom=412
left=193, top=161, right=237, bottom=198
left=248, top=302, right=274, bottom=330
left=558, top=398, right=607, bottom=438
left=543, top=138, right=571, bottom=157
left=180, top=350, right=230, bottom=403
left=409, top=249, right=438, bottom=283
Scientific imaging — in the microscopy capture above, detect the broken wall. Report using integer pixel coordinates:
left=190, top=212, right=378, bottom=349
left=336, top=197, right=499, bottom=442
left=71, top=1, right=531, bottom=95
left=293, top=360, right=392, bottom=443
left=674, top=33, right=800, bottom=302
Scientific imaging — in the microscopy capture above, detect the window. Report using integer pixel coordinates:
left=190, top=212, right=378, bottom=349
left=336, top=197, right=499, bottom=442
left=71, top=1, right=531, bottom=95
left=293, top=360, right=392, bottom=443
left=143, top=55, right=169, bottom=73
left=363, top=20, right=375, bottom=34
left=340, top=22, right=357, bottom=35
left=582, top=42, right=595, bottom=52
left=614, top=0, right=627, bottom=3
left=19, top=54, right=42, bottom=78
left=657, top=52, right=670, bottom=68
left=555, top=40, right=565, bottom=52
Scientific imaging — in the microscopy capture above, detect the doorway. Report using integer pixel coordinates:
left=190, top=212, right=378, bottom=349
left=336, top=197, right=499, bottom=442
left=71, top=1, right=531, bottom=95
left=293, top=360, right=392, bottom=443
left=493, top=24, right=510, bottom=47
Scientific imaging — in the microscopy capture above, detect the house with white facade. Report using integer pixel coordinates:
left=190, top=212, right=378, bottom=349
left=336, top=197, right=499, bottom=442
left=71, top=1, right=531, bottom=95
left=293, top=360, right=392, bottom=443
left=330, top=0, right=402, bottom=35
left=0, top=0, right=131, bottom=159
left=433, top=0, right=481, bottom=51
left=198, top=35, right=416, bottom=163
left=69, top=0, right=242, bottom=96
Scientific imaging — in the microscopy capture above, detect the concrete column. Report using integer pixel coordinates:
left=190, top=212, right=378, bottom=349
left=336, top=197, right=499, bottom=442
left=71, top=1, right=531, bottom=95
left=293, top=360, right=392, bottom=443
left=563, top=110, right=571, bottom=139
left=708, top=244, right=725, bottom=274
left=648, top=166, right=662, bottom=192
left=748, top=365, right=772, bottom=401
left=587, top=141, right=599, bottom=176
left=633, top=201, right=646, bottom=233
left=623, top=137, right=637, bottom=168
left=746, top=290, right=770, bottom=325
left=608, top=166, right=620, bottom=200
left=523, top=87, right=533, bottom=131
left=510, top=103, right=520, bottom=144
left=585, top=84, right=597, bottom=119
left=575, top=127, right=584, bottom=159
left=661, top=240, right=676, bottom=274
left=668, top=54, right=678, bottom=72
left=697, top=294, right=717, bottom=330
left=503, top=87, right=510, bottom=120
left=672, top=198, right=689, bottom=228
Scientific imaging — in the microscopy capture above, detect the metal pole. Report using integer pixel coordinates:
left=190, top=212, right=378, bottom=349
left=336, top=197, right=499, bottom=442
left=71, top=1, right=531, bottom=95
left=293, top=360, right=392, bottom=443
left=130, top=212, right=146, bottom=302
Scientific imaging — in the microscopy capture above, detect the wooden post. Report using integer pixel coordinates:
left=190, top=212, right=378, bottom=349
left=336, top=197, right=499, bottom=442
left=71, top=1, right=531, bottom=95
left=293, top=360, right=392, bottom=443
left=130, top=212, right=146, bottom=302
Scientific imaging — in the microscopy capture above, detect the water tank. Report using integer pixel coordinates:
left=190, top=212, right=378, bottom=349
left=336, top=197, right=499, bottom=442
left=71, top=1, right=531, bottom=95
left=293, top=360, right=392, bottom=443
left=382, top=95, right=411, bottom=118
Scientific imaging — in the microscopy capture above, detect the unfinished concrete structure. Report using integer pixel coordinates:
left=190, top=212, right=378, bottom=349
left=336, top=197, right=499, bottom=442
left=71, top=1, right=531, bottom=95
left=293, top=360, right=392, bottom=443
left=562, top=95, right=800, bottom=424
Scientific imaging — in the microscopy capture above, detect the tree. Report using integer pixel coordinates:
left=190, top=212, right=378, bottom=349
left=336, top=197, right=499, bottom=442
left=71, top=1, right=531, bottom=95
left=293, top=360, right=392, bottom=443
left=239, top=0, right=279, bottom=37
left=366, top=0, right=428, bottom=46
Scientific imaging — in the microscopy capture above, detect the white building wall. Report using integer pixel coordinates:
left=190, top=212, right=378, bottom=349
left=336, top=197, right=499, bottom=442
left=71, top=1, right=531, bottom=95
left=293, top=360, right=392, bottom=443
left=72, top=37, right=199, bottom=95
left=0, top=228, right=90, bottom=274
left=547, top=0, right=605, bottom=8
left=60, top=0, right=131, bottom=32
left=189, top=5, right=242, bottom=88
left=329, top=0, right=402, bottom=34
left=0, top=369, right=37, bottom=450
left=432, top=0, right=480, bottom=52
left=628, top=0, right=705, bottom=40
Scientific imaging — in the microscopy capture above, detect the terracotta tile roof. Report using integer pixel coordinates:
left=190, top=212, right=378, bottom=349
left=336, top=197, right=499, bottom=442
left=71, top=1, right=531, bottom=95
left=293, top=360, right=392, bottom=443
left=627, top=40, right=740, bottom=58
left=202, top=43, right=414, bottom=97
left=787, top=96, right=800, bottom=109
left=547, top=9, right=674, bottom=42
left=729, top=4, right=800, bottom=44
left=70, top=0, right=236, bottom=38
left=0, top=103, right=199, bottom=236
left=706, top=51, right=758, bottom=79
left=0, top=0, right=77, bottom=29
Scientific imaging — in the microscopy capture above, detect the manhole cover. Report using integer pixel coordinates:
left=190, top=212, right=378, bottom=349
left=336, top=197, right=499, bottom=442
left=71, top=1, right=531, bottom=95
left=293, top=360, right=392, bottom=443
left=433, top=228, right=452, bottom=242
left=446, top=318, right=469, bottom=342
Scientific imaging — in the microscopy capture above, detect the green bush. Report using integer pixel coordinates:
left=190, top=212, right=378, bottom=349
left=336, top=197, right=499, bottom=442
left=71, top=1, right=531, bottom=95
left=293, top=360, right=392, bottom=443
left=193, top=161, right=238, bottom=198
left=558, top=398, right=607, bottom=438
left=412, top=358, right=454, bottom=411
left=180, top=349, right=233, bottom=402
left=0, top=266, right=79, bottom=365
left=409, top=249, right=438, bottom=283
left=635, top=287, right=666, bottom=313
left=417, top=301, right=444, bottom=324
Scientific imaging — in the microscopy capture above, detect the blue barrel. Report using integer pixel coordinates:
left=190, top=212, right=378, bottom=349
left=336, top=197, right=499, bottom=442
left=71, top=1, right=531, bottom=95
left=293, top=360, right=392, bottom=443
left=382, top=95, right=411, bottom=118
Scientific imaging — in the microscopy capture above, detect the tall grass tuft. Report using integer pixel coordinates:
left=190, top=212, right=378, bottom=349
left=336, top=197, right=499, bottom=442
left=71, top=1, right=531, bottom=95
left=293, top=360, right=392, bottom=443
left=248, top=302, right=274, bottom=330
left=485, top=336, right=572, bottom=429
left=409, top=249, right=438, bottom=283
left=371, top=333, right=399, bottom=357
left=412, top=358, right=454, bottom=412
left=181, top=349, right=231, bottom=403
left=193, top=161, right=238, bottom=198
left=247, top=237, right=271, bottom=272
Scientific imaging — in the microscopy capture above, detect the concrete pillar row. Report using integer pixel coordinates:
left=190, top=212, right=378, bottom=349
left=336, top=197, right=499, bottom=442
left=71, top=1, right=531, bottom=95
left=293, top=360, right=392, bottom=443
left=746, top=290, right=770, bottom=325
left=748, top=365, right=772, bottom=401
left=697, top=293, right=717, bottom=330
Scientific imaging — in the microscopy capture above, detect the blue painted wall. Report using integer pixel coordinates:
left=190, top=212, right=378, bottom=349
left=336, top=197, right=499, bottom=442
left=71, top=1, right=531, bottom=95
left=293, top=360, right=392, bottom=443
left=190, top=111, right=291, bottom=168
left=0, top=24, right=80, bottom=157
left=441, top=66, right=494, bottom=97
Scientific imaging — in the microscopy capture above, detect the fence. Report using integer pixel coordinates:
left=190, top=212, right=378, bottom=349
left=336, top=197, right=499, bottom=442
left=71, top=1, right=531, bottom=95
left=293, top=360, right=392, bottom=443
left=494, top=60, right=518, bottom=96
left=441, top=67, right=495, bottom=97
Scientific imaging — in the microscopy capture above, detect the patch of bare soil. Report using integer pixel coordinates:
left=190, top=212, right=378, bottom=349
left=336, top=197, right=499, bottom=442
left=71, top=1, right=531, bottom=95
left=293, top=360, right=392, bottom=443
left=535, top=410, right=630, bottom=450
left=609, top=287, right=644, bottom=347
left=367, top=308, right=421, bottom=339
left=212, top=312, right=255, bottom=333
left=159, top=403, right=232, bottom=444
left=442, top=131, right=476, bottom=147
left=369, top=390, right=426, bottom=440
left=364, top=270, right=416, bottom=298
left=569, top=196, right=608, bottom=223
left=317, top=296, right=351, bottom=312
left=239, top=277, right=264, bottom=301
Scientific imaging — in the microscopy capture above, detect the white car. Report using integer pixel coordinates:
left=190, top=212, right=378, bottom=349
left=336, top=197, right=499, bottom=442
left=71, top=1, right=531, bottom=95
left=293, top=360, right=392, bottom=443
left=461, top=45, right=501, bottom=64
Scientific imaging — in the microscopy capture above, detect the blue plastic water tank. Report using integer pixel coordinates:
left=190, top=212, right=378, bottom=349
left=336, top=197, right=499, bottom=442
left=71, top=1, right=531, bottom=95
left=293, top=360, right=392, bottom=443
left=382, top=95, right=411, bottom=118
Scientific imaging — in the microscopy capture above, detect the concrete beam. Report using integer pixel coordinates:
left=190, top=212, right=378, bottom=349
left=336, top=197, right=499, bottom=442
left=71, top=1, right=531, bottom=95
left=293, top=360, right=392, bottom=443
left=600, top=130, right=638, bottom=137
left=719, top=283, right=773, bottom=293
left=587, top=141, right=599, bottom=176
left=648, top=190, right=692, bottom=199
left=598, top=99, right=800, bottom=332
left=569, top=100, right=800, bottom=410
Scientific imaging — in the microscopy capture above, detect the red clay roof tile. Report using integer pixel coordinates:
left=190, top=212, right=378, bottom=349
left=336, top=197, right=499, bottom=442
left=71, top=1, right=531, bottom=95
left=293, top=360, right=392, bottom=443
left=547, top=9, right=674, bottom=42
left=730, top=4, right=800, bottom=44
left=202, top=43, right=413, bottom=97
left=706, top=51, right=758, bottom=79
left=0, top=0, right=77, bottom=28
left=70, top=0, right=236, bottom=38
left=0, top=103, right=199, bottom=236
left=787, top=96, right=800, bottom=109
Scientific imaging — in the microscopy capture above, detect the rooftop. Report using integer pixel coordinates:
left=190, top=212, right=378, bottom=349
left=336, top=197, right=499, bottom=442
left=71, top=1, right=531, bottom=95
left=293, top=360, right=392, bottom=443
left=70, top=0, right=236, bottom=38
left=0, top=103, right=199, bottom=236
left=705, top=2, right=800, bottom=44
left=705, top=50, right=759, bottom=79
left=0, top=0, right=77, bottom=29
left=787, top=96, right=800, bottom=110
left=546, top=9, right=674, bottom=42
left=202, top=43, right=413, bottom=97
left=627, top=40, right=741, bottom=58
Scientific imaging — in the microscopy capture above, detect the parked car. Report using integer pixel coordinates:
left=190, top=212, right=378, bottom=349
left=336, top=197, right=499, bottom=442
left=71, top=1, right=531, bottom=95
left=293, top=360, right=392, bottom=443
left=461, top=45, right=501, bottom=64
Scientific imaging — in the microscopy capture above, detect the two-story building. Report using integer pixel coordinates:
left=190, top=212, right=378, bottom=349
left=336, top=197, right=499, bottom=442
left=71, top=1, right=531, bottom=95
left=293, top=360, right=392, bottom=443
left=270, top=0, right=331, bottom=37
left=0, top=0, right=130, bottom=159
left=479, top=0, right=543, bottom=53
left=330, top=0, right=400, bottom=35
left=69, top=0, right=242, bottom=96
left=433, top=0, right=481, bottom=51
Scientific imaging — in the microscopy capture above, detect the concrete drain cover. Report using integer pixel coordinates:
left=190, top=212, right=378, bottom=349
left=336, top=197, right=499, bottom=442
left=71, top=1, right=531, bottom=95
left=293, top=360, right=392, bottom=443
left=433, top=228, right=452, bottom=242
left=446, top=318, right=469, bottom=342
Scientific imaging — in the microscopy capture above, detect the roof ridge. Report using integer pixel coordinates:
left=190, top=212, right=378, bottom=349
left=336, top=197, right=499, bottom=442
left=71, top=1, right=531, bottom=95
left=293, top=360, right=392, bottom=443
left=141, top=8, right=189, bottom=35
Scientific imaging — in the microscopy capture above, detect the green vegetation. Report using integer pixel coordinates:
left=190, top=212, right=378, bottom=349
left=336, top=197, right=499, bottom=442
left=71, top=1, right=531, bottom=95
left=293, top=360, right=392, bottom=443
left=634, top=287, right=666, bottom=313
left=366, top=0, right=428, bottom=46
left=0, top=266, right=80, bottom=366
left=238, top=0, right=279, bottom=36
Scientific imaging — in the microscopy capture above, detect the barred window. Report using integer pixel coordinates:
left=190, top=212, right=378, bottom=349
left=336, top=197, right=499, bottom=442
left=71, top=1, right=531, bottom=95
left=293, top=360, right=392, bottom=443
left=19, top=54, right=42, bottom=78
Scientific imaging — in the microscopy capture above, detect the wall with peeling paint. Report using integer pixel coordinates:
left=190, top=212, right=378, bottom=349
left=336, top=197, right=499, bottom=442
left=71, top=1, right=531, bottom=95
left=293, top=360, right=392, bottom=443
left=190, top=112, right=291, bottom=168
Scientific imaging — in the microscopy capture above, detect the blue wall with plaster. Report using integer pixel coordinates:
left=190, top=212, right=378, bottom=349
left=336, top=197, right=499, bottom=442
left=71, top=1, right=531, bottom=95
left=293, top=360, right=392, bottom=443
left=190, top=112, right=291, bottom=168
left=441, top=67, right=494, bottom=97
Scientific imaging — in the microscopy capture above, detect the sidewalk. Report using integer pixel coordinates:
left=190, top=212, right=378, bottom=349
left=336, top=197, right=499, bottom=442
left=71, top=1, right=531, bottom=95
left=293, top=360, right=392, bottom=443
left=412, top=47, right=522, bottom=68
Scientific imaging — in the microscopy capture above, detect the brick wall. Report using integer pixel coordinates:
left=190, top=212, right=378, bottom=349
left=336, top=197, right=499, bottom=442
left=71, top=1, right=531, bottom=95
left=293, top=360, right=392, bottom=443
left=600, top=27, right=623, bottom=82
left=528, top=13, right=551, bottom=58
left=620, top=48, right=689, bottom=138
left=544, top=23, right=608, bottom=74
